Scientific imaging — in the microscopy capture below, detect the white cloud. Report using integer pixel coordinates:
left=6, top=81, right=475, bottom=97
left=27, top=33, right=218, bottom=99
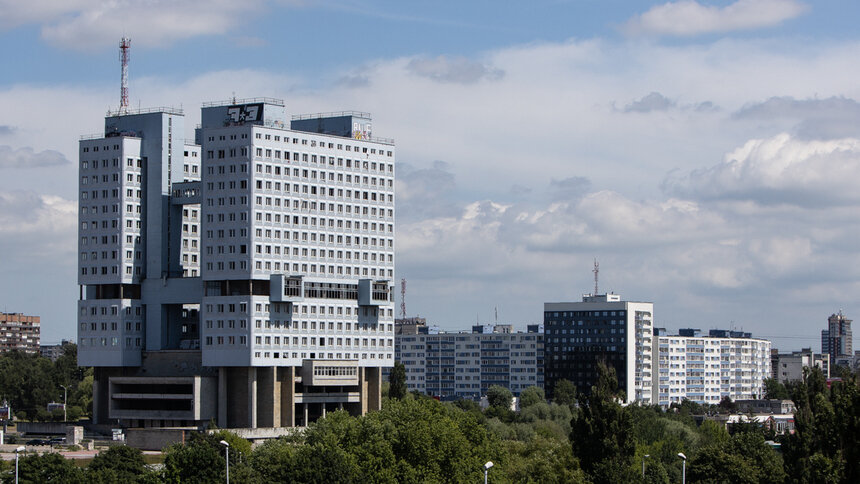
left=0, top=0, right=267, bottom=49
left=663, top=133, right=860, bottom=206
left=406, top=56, right=504, bottom=84
left=625, top=0, right=808, bottom=37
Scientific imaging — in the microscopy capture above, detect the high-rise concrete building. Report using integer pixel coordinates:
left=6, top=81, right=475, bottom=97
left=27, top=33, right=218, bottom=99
left=0, top=312, right=41, bottom=354
left=78, top=99, right=395, bottom=429
left=822, top=311, right=852, bottom=367
left=652, top=329, right=771, bottom=406
left=544, top=293, right=654, bottom=404
left=396, top=324, right=544, bottom=400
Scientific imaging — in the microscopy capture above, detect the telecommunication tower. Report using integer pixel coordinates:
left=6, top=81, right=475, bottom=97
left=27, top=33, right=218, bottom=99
left=593, top=259, right=599, bottom=295
left=119, top=37, right=131, bottom=111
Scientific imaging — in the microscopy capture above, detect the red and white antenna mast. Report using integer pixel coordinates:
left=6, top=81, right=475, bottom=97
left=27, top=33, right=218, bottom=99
left=119, top=37, right=131, bottom=111
left=400, top=278, right=407, bottom=319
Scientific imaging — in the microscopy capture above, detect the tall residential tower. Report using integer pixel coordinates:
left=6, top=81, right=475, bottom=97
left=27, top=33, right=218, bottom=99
left=78, top=99, right=395, bottom=429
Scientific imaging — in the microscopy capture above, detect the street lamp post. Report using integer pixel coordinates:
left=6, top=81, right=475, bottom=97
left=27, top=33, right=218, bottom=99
left=642, top=454, right=649, bottom=478
left=483, top=461, right=494, bottom=484
left=220, top=440, right=230, bottom=484
left=59, top=385, right=68, bottom=422
left=15, top=445, right=25, bottom=484
left=678, top=453, right=687, bottom=484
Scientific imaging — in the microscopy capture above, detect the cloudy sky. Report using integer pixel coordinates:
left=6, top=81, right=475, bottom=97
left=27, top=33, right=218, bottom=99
left=2, top=0, right=859, bottom=351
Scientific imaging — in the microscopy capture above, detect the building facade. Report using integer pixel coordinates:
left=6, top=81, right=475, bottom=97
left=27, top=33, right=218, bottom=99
left=771, top=347, right=829, bottom=383
left=78, top=99, right=395, bottom=429
left=544, top=294, right=654, bottom=404
left=652, top=329, right=771, bottom=406
left=0, top=312, right=41, bottom=354
left=396, top=324, right=544, bottom=400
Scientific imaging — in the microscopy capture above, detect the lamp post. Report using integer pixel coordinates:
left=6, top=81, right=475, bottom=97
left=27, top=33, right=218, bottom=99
left=15, top=445, right=25, bottom=484
left=642, top=454, right=649, bottom=478
left=483, top=461, right=493, bottom=484
left=59, top=385, right=68, bottom=422
left=220, top=440, right=230, bottom=484
left=678, top=453, right=687, bottom=484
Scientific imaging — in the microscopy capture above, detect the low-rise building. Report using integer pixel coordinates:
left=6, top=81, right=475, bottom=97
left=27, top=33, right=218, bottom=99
left=396, top=324, right=543, bottom=400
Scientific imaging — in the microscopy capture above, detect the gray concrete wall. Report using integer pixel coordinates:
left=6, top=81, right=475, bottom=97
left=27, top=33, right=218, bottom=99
left=126, top=428, right=193, bottom=451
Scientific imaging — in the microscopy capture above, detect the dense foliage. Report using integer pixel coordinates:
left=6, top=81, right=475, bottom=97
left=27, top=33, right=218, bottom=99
left=0, top=344, right=91, bottom=421
left=3, top=359, right=857, bottom=483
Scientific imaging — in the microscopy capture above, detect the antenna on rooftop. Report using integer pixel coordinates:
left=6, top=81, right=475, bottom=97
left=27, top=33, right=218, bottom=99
left=494, top=306, right=498, bottom=323
left=400, top=278, right=407, bottom=319
left=593, top=258, right=599, bottom=295
left=119, top=37, right=131, bottom=112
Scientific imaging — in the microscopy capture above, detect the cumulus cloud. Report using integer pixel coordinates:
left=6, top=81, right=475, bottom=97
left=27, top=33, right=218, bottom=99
left=0, top=0, right=268, bottom=49
left=662, top=133, right=860, bottom=206
left=734, top=96, right=860, bottom=139
left=625, top=0, right=808, bottom=37
left=549, top=176, right=592, bottom=201
left=624, top=92, right=675, bottom=113
left=406, top=55, right=504, bottom=84
left=0, top=191, right=77, bottom=245
left=0, top=126, right=14, bottom=136
left=0, top=145, right=70, bottom=169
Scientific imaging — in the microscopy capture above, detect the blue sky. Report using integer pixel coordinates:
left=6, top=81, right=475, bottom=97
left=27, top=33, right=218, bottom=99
left=2, top=0, right=860, bottom=352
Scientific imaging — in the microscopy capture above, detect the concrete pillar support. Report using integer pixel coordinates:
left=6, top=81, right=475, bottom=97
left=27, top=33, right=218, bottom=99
left=248, top=367, right=258, bottom=428
left=218, top=368, right=227, bottom=428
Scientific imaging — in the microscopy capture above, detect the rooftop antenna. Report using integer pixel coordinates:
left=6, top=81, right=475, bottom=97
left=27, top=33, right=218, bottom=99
left=593, top=258, right=599, bottom=295
left=400, top=278, right=407, bottom=319
left=494, top=306, right=498, bottom=323
left=119, top=37, right=131, bottom=112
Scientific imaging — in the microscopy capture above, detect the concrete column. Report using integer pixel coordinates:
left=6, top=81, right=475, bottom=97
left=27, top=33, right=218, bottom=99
left=303, top=403, right=308, bottom=427
left=367, top=367, right=382, bottom=412
left=359, top=367, right=368, bottom=415
left=218, top=368, right=227, bottom=428
left=257, top=367, right=275, bottom=428
left=248, top=367, right=257, bottom=428
left=280, top=367, right=295, bottom=427
left=321, top=403, right=326, bottom=419
left=92, top=373, right=100, bottom=424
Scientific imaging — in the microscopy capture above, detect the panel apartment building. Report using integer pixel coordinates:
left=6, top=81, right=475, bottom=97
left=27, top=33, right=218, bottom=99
left=652, top=329, right=771, bottom=406
left=78, top=99, right=395, bottom=429
left=544, top=293, right=654, bottom=404
left=0, top=312, right=41, bottom=354
left=396, top=324, right=544, bottom=400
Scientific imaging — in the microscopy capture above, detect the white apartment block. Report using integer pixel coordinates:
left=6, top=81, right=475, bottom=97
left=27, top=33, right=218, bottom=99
left=78, top=99, right=395, bottom=429
left=396, top=324, right=544, bottom=400
left=652, top=329, right=771, bottom=407
left=544, top=294, right=654, bottom=405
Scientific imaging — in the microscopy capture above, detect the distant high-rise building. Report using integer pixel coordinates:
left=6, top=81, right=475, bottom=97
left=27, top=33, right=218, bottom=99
left=822, top=311, right=852, bottom=366
left=0, top=312, right=41, bottom=354
left=544, top=293, right=654, bottom=404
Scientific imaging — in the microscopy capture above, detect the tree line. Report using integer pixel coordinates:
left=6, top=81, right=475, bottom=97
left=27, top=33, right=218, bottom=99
left=0, top=344, right=92, bottom=421
left=2, top=360, right=857, bottom=483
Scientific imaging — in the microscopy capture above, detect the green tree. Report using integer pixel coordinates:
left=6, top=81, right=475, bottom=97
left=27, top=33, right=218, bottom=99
left=519, top=386, right=545, bottom=409
left=11, top=452, right=85, bottom=484
left=500, top=436, right=588, bottom=483
left=689, top=431, right=785, bottom=484
left=571, top=362, right=637, bottom=484
left=389, top=362, right=407, bottom=400
left=763, top=377, right=789, bottom=400
left=163, top=431, right=257, bottom=484
left=552, top=379, right=577, bottom=408
left=88, top=445, right=148, bottom=482
left=486, top=385, right=513, bottom=410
